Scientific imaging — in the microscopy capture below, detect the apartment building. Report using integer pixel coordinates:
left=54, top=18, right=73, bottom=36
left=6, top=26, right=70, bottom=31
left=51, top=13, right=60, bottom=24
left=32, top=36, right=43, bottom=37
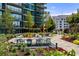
left=0, top=3, right=46, bottom=33
left=53, top=15, right=69, bottom=33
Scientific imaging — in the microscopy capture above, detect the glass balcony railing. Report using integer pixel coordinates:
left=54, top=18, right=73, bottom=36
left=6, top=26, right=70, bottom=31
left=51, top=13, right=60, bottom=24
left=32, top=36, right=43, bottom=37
left=7, top=3, right=22, bottom=7
left=36, top=4, right=47, bottom=9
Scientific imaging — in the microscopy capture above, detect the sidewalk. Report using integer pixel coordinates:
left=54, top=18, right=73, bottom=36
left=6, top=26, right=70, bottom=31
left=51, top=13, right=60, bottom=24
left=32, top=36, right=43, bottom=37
left=51, top=34, right=79, bottom=56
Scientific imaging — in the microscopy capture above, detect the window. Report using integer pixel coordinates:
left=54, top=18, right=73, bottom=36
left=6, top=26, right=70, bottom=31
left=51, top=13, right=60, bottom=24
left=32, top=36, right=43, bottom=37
left=30, top=4, right=35, bottom=10
left=7, top=5, right=22, bottom=13
left=0, top=3, right=2, bottom=9
left=31, top=11, right=35, bottom=15
left=16, top=3, right=22, bottom=6
left=60, top=26, right=62, bottom=28
left=12, top=14, right=22, bottom=21
left=0, top=11, right=2, bottom=15
left=61, top=18, right=63, bottom=20
left=60, top=21, right=62, bottom=23
left=25, top=3, right=29, bottom=8
left=60, top=24, right=62, bottom=25
left=13, top=21, right=20, bottom=27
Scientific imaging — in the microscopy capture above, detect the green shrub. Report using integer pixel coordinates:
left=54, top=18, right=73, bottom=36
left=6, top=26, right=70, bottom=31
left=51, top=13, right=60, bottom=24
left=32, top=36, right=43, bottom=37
left=76, top=34, right=79, bottom=38
left=73, top=39, right=79, bottom=45
left=53, top=50, right=65, bottom=56
left=6, top=34, right=15, bottom=40
left=0, top=34, right=7, bottom=42
left=11, top=47, right=16, bottom=53
left=30, top=50, right=37, bottom=56
left=67, top=49, right=75, bottom=56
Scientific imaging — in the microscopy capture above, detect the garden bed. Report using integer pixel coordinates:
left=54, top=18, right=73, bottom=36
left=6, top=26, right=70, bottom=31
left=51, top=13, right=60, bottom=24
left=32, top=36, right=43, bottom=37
left=61, top=34, right=79, bottom=45
left=15, top=47, right=67, bottom=56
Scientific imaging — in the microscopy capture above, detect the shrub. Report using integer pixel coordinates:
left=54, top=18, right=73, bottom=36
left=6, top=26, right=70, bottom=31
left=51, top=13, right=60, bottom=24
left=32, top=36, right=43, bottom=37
left=73, top=39, right=79, bottom=45
left=53, top=50, right=65, bottom=56
left=76, top=34, right=79, bottom=38
left=23, top=33, right=28, bottom=37
left=6, top=34, right=15, bottom=40
left=30, top=50, right=37, bottom=56
left=11, top=47, right=16, bottom=53
left=0, top=34, right=7, bottom=42
left=62, top=35, right=70, bottom=39
left=67, top=49, right=76, bottom=56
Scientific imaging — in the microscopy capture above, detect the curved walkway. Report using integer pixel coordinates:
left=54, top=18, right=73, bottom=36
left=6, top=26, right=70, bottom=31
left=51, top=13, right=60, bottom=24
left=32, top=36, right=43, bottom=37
left=51, top=34, right=79, bottom=56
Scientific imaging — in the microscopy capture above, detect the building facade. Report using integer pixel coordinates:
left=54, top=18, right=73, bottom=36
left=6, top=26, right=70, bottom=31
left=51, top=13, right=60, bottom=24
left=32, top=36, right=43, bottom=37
left=0, top=3, right=46, bottom=33
left=53, top=15, right=69, bottom=33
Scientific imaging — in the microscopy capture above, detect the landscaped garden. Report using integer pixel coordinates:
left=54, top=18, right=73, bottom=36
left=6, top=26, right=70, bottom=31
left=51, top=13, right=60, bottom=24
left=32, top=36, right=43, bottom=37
left=62, top=33, right=79, bottom=45
left=0, top=8, right=78, bottom=56
left=61, top=12, right=79, bottom=45
left=0, top=33, right=76, bottom=56
left=0, top=42, right=76, bottom=56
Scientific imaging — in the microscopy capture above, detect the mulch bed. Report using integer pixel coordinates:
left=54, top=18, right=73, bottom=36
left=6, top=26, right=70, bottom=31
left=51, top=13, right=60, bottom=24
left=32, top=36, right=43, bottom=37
left=44, top=47, right=67, bottom=53
left=61, top=37, right=75, bottom=42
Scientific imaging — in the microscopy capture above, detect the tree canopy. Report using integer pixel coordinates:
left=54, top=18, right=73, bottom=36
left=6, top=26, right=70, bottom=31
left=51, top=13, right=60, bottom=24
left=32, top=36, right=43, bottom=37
left=45, top=16, right=55, bottom=32
left=66, top=13, right=79, bottom=33
left=0, top=8, right=14, bottom=33
left=25, top=11, right=34, bottom=29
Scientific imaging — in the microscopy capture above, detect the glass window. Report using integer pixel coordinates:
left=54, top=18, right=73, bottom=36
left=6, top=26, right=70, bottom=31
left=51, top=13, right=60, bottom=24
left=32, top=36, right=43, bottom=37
left=16, top=3, right=22, bottom=6
left=31, top=11, right=35, bottom=15
left=13, top=21, right=20, bottom=27
left=25, top=4, right=35, bottom=10
left=60, top=21, right=62, bottom=23
left=0, top=3, right=2, bottom=9
left=25, top=4, right=29, bottom=8
left=30, top=4, right=35, bottom=10
left=0, top=11, right=2, bottom=15
left=61, top=18, right=63, bottom=20
left=12, top=14, right=22, bottom=21
left=7, top=5, right=22, bottom=13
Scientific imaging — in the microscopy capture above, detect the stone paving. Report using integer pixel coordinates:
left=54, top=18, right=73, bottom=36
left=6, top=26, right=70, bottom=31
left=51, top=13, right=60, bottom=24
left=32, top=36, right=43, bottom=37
left=51, top=34, right=79, bottom=56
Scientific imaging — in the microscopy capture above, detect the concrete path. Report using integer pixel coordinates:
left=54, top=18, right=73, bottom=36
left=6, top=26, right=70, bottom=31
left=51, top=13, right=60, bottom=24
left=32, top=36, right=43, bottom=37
left=51, top=34, right=79, bottom=56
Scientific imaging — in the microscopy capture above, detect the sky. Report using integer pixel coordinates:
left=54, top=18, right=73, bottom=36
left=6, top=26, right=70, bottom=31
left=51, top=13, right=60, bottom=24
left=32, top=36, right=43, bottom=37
left=46, top=3, right=79, bottom=16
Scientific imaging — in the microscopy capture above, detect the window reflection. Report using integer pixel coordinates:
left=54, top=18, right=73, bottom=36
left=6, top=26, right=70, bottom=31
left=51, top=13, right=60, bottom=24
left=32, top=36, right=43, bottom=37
left=0, top=11, right=2, bottom=15
left=6, top=5, right=22, bottom=13
left=12, top=14, right=22, bottom=21
left=0, top=4, right=2, bottom=9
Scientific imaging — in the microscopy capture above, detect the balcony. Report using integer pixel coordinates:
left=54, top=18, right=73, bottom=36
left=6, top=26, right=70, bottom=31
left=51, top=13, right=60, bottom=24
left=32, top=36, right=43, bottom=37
left=35, top=15, right=42, bottom=18
left=7, top=3, right=22, bottom=8
left=35, top=4, right=47, bottom=9
left=35, top=10, right=45, bottom=14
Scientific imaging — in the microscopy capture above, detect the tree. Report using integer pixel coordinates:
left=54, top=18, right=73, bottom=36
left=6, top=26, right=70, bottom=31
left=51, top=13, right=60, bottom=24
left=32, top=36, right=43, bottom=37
left=67, top=13, right=79, bottom=33
left=25, top=11, right=34, bottom=32
left=45, top=16, right=55, bottom=32
left=2, top=8, right=14, bottom=34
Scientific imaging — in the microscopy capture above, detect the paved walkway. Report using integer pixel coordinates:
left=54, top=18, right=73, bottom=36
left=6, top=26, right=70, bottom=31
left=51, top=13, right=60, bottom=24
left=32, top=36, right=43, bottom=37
left=51, top=34, right=79, bottom=56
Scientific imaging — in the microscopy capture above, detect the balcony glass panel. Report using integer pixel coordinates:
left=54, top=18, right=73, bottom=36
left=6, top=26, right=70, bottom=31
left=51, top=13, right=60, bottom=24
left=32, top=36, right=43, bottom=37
left=0, top=3, right=2, bottom=9
left=7, top=5, right=22, bottom=13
